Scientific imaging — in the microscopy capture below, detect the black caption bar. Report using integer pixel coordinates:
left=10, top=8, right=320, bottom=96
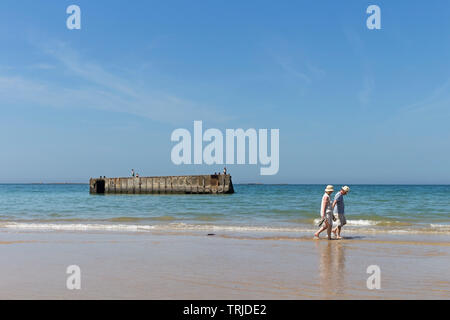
left=0, top=300, right=444, bottom=319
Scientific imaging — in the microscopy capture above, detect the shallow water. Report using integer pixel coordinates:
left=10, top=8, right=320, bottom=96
left=0, top=184, right=449, bottom=235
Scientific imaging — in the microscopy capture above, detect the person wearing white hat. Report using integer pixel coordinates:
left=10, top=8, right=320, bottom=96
left=314, top=185, right=335, bottom=240
left=332, top=186, right=350, bottom=239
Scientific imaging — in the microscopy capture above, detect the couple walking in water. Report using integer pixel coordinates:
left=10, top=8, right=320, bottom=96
left=314, top=185, right=350, bottom=240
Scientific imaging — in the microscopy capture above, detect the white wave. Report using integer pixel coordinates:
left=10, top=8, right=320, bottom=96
left=0, top=222, right=155, bottom=232
left=155, top=223, right=315, bottom=233
left=1, top=221, right=449, bottom=236
left=346, top=220, right=378, bottom=226
left=313, top=218, right=377, bottom=226
left=0, top=221, right=315, bottom=233
left=386, top=229, right=410, bottom=234
left=430, top=224, right=450, bottom=229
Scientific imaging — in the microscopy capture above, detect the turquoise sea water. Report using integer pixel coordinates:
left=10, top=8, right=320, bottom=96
left=0, top=184, right=449, bottom=234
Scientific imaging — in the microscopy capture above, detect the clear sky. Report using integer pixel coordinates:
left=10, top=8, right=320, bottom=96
left=0, top=0, right=449, bottom=184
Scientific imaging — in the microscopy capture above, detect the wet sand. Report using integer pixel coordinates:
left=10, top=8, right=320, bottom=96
left=0, top=230, right=449, bottom=299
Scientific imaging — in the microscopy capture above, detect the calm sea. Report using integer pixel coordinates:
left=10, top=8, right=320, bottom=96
left=0, top=184, right=449, bottom=235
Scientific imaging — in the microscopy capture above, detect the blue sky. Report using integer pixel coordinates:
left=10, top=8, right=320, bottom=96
left=0, top=0, right=449, bottom=184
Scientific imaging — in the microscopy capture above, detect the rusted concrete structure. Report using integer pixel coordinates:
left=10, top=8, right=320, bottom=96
left=89, top=174, right=234, bottom=194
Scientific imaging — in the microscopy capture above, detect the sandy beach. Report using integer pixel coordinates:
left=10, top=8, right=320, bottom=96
left=2, top=0, right=450, bottom=305
left=1, top=229, right=449, bottom=299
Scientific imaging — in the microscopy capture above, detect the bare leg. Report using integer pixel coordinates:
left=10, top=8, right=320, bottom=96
left=336, top=226, right=342, bottom=239
left=326, top=222, right=332, bottom=240
left=314, top=221, right=329, bottom=238
left=331, top=215, right=337, bottom=236
left=314, top=226, right=325, bottom=238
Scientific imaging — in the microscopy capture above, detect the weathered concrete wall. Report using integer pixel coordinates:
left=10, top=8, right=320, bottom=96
left=89, top=174, right=234, bottom=194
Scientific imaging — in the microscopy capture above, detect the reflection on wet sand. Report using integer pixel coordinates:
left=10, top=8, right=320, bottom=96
left=315, top=241, right=346, bottom=298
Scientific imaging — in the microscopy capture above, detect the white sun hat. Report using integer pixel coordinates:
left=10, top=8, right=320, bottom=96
left=342, top=186, right=350, bottom=192
left=325, top=185, right=334, bottom=192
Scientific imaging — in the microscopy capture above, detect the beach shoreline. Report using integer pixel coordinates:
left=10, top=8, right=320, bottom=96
left=1, top=229, right=448, bottom=299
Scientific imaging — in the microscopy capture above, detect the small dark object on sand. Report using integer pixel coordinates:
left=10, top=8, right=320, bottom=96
left=207, top=233, right=216, bottom=236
